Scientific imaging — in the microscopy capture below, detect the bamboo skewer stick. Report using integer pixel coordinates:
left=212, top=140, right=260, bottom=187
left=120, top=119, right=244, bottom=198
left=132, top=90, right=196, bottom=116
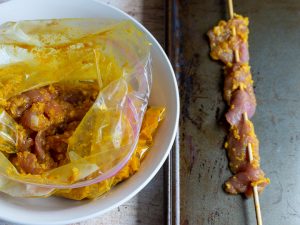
left=227, top=1, right=263, bottom=225
left=228, top=0, right=234, bottom=18
left=243, top=113, right=263, bottom=225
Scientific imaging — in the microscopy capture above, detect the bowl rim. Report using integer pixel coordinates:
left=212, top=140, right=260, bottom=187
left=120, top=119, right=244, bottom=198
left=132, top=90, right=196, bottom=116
left=0, top=0, right=180, bottom=224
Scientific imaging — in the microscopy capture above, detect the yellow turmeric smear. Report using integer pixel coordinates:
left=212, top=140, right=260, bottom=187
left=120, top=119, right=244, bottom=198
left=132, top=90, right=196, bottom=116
left=224, top=141, right=229, bottom=149
left=233, top=14, right=249, bottom=42
left=229, top=125, right=240, bottom=140
left=234, top=152, right=245, bottom=161
left=245, top=120, right=260, bottom=165
left=68, top=167, right=80, bottom=183
left=251, top=177, right=270, bottom=187
left=230, top=64, right=252, bottom=91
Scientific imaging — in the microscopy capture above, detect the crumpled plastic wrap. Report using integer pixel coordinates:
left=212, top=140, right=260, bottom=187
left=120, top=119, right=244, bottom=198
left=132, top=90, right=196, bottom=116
left=0, top=19, right=152, bottom=197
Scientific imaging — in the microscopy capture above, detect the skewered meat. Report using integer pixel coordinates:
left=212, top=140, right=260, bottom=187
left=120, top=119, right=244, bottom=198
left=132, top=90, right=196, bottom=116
left=208, top=14, right=269, bottom=196
left=223, top=64, right=253, bottom=103
left=207, top=14, right=249, bottom=66
left=226, top=118, right=259, bottom=173
left=225, top=88, right=256, bottom=125
left=224, top=164, right=269, bottom=196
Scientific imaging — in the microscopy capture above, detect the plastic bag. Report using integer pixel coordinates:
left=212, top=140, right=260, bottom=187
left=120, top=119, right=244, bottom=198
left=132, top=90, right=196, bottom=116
left=0, top=19, right=152, bottom=197
left=55, top=107, right=165, bottom=200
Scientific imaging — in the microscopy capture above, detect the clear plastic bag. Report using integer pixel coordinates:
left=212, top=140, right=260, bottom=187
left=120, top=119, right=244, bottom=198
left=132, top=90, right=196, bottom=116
left=55, top=107, right=165, bottom=200
left=0, top=19, right=152, bottom=197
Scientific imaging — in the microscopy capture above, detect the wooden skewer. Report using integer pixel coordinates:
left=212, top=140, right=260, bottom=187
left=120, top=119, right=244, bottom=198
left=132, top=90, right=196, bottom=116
left=227, top=1, right=263, bottom=225
left=243, top=113, right=263, bottom=225
left=228, top=0, right=234, bottom=18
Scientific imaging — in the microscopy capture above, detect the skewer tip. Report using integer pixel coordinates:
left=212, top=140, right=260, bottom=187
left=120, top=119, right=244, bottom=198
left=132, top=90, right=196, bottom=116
left=228, top=0, right=234, bottom=19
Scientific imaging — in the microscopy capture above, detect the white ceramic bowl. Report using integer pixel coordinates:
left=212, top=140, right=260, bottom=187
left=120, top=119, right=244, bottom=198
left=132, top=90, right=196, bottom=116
left=0, top=0, right=179, bottom=224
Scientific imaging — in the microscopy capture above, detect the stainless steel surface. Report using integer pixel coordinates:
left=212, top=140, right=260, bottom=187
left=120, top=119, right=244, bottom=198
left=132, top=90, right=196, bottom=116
left=173, top=134, right=180, bottom=225
left=166, top=0, right=181, bottom=224
left=164, top=136, right=180, bottom=225
left=178, top=0, right=300, bottom=224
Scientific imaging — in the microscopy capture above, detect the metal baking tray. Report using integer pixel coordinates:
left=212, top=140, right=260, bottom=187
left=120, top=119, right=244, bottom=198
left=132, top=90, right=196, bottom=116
left=169, top=0, right=300, bottom=224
